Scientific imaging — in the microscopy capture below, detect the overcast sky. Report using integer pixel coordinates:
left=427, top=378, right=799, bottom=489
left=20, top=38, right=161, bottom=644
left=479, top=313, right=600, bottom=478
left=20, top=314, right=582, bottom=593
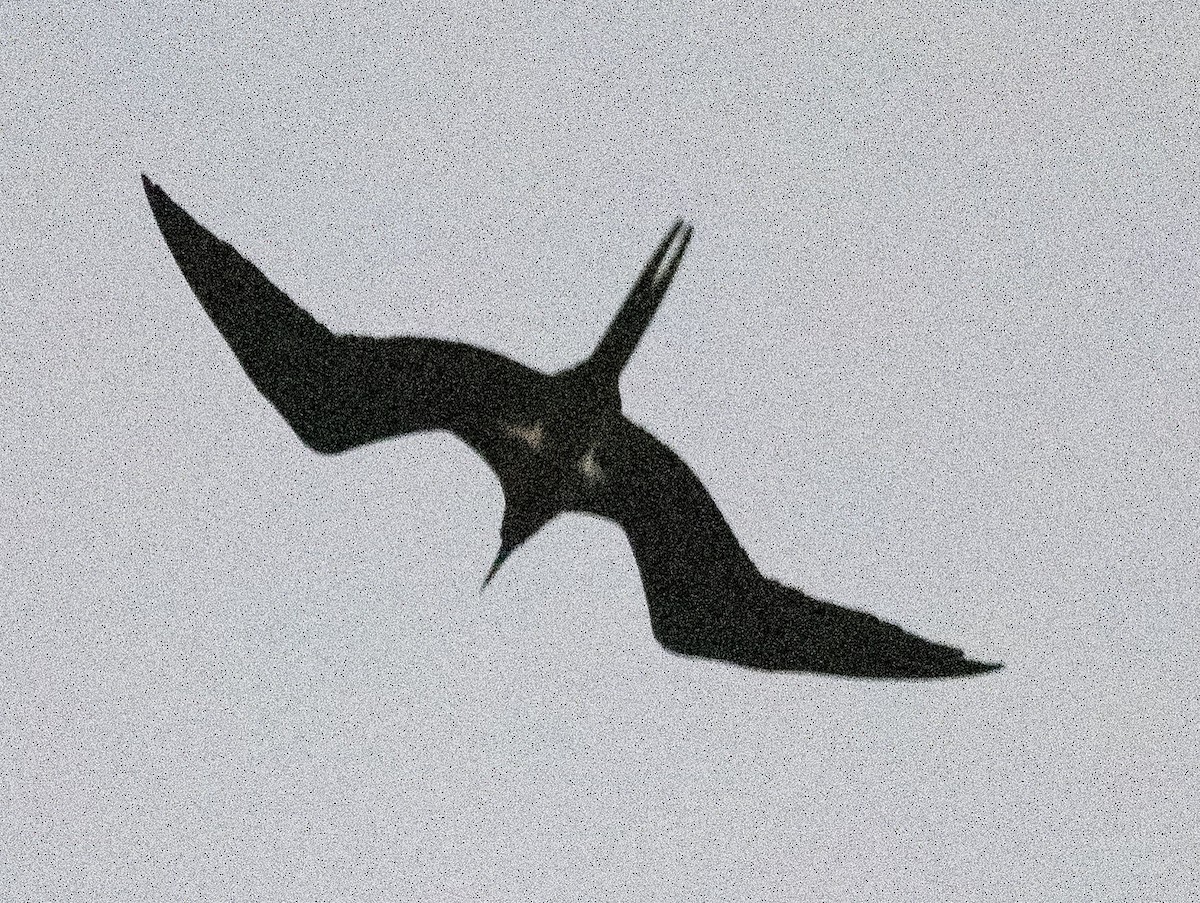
left=3, top=1, right=1198, bottom=899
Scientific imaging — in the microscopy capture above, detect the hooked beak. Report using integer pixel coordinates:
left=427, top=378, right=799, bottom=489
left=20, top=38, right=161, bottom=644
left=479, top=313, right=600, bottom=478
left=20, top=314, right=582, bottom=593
left=481, top=544, right=514, bottom=592
left=482, top=505, right=554, bottom=592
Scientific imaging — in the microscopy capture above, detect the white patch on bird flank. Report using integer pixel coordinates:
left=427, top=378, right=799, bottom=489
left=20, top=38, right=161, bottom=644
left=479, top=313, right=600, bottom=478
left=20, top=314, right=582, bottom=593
left=578, top=446, right=604, bottom=484
left=504, top=421, right=545, bottom=450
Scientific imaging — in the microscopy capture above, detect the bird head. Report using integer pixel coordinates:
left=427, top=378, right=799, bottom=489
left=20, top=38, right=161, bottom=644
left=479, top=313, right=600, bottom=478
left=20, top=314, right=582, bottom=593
left=481, top=501, right=557, bottom=590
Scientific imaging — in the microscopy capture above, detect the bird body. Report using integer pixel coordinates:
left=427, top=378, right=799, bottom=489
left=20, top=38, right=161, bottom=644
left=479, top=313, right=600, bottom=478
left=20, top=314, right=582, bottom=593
left=144, top=175, right=1001, bottom=679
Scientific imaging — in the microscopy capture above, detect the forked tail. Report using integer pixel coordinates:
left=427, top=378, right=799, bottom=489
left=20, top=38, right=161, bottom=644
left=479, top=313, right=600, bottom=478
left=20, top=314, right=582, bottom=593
left=585, top=219, right=693, bottom=384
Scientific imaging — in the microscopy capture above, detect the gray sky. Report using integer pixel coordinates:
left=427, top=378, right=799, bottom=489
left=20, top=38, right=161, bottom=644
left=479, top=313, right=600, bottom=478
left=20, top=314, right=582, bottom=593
left=3, top=1, right=1198, bottom=899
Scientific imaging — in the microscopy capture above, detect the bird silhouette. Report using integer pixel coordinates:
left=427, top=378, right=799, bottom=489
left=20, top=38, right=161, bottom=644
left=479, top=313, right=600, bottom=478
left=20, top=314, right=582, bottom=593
left=143, top=175, right=1001, bottom=679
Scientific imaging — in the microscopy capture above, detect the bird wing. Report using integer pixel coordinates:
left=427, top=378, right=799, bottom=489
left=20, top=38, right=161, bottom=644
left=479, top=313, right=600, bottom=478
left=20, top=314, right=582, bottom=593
left=143, top=176, right=547, bottom=463
left=588, top=422, right=1001, bottom=678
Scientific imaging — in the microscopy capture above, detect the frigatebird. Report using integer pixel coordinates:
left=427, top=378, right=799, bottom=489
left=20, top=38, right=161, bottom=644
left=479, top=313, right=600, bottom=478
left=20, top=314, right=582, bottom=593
left=143, top=175, right=1001, bottom=679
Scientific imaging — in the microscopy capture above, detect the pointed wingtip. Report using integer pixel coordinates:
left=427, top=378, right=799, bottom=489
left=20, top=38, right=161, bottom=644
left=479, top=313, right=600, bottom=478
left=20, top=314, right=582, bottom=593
left=943, top=658, right=1003, bottom=678
left=141, top=173, right=172, bottom=216
left=867, top=646, right=1004, bottom=680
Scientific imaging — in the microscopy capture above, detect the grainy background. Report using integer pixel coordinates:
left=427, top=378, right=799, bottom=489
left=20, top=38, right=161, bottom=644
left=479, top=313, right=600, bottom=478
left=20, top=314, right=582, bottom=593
left=3, top=1, right=1198, bottom=899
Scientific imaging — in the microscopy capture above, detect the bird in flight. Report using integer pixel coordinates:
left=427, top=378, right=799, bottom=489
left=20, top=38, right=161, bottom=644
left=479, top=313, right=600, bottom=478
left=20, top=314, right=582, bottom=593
left=143, top=175, right=1001, bottom=679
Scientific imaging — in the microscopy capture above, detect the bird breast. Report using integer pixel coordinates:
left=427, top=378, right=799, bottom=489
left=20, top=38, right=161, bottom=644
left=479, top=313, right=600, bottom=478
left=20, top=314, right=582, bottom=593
left=503, top=419, right=606, bottom=488
left=577, top=447, right=604, bottom=485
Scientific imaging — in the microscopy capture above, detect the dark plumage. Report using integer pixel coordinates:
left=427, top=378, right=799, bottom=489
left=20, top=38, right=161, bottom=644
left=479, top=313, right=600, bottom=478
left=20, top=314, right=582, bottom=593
left=144, top=175, right=1001, bottom=679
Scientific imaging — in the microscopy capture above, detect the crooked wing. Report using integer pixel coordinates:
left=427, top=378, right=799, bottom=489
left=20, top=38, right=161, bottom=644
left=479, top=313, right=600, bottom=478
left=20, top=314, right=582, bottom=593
left=590, top=422, right=1002, bottom=678
left=143, top=176, right=547, bottom=464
